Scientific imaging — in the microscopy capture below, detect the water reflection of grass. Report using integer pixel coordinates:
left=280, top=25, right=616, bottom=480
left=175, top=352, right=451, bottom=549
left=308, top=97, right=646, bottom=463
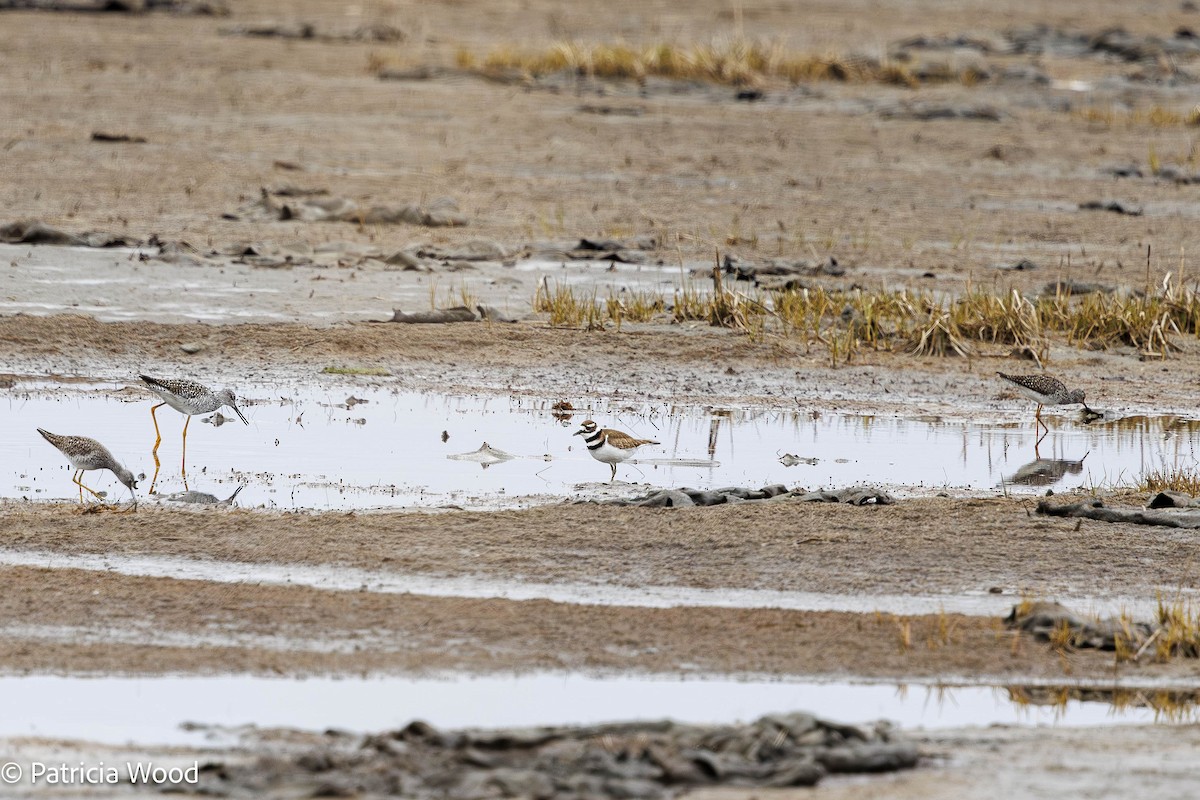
left=1006, top=685, right=1200, bottom=723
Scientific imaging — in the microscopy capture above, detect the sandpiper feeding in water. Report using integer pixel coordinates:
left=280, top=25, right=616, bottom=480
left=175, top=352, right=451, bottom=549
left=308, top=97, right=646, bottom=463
left=574, top=419, right=660, bottom=483
left=139, top=375, right=249, bottom=490
left=37, top=428, right=137, bottom=506
left=996, top=372, right=1091, bottom=431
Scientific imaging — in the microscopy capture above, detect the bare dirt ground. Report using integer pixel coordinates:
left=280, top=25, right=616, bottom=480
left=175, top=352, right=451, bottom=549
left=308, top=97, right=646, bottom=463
left=0, top=496, right=1197, bottom=682
left=5, top=0, right=1200, bottom=796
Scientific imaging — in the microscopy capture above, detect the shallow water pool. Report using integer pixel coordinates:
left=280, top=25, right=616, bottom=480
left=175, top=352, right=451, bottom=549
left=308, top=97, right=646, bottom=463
left=2, top=382, right=1198, bottom=510
left=0, top=672, right=1191, bottom=746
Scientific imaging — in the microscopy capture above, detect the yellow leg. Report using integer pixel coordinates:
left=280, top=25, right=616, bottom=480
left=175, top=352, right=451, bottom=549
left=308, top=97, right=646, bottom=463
left=148, top=453, right=162, bottom=495
left=72, top=469, right=104, bottom=501
left=150, top=402, right=166, bottom=451
left=181, top=415, right=191, bottom=490
left=1036, top=404, right=1049, bottom=433
left=148, top=402, right=166, bottom=495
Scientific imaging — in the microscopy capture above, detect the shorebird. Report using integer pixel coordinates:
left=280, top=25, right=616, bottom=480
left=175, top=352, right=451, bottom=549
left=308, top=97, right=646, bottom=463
left=139, top=375, right=248, bottom=490
left=996, top=372, right=1091, bottom=431
left=574, top=419, right=659, bottom=482
left=37, top=428, right=137, bottom=506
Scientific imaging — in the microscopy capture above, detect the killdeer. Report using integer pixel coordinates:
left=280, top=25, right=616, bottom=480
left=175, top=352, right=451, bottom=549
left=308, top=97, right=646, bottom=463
left=139, top=375, right=249, bottom=492
left=574, top=419, right=659, bottom=482
left=37, top=428, right=138, bottom=506
left=996, top=372, right=1091, bottom=431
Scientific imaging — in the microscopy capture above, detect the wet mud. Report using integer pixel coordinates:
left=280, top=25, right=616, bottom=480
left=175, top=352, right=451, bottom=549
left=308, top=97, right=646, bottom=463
left=186, top=714, right=917, bottom=798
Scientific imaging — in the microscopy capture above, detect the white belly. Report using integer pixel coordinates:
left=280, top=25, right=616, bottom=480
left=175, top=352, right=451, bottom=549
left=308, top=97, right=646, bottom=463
left=152, top=389, right=217, bottom=416
left=1017, top=386, right=1057, bottom=405
left=589, top=441, right=641, bottom=465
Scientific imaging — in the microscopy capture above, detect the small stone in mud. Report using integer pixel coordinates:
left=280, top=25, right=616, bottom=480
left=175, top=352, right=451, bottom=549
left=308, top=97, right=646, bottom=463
left=179, top=342, right=205, bottom=354
left=1079, top=199, right=1143, bottom=216
left=90, top=131, right=148, bottom=143
left=390, top=306, right=478, bottom=324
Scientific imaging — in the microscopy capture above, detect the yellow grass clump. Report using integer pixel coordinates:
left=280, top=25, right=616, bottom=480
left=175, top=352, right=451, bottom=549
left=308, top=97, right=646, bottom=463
left=469, top=38, right=979, bottom=88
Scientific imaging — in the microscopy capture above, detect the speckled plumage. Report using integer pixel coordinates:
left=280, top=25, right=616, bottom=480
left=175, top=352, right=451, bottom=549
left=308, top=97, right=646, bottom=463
left=997, top=371, right=1090, bottom=433
left=37, top=428, right=137, bottom=502
left=996, top=372, right=1087, bottom=407
left=574, top=419, right=659, bottom=482
left=140, top=375, right=248, bottom=421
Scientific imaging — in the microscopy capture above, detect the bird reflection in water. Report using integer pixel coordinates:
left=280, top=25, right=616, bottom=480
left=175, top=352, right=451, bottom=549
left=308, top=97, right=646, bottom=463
left=1006, top=453, right=1089, bottom=487
left=163, top=485, right=245, bottom=506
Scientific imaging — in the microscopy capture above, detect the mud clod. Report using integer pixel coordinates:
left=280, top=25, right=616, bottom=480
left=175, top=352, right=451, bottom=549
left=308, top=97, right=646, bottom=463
left=179, top=714, right=916, bottom=798
left=605, top=485, right=891, bottom=507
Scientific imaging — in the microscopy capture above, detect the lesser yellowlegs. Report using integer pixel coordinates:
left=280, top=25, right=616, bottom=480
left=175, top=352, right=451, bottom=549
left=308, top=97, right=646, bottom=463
left=574, top=419, right=660, bottom=482
left=139, top=375, right=249, bottom=491
left=37, top=428, right=137, bottom=506
left=996, top=372, right=1091, bottom=432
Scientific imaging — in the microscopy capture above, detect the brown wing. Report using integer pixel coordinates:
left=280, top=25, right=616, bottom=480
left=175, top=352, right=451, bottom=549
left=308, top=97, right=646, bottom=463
left=140, top=375, right=211, bottom=401
left=997, top=372, right=1067, bottom=396
left=602, top=429, right=660, bottom=450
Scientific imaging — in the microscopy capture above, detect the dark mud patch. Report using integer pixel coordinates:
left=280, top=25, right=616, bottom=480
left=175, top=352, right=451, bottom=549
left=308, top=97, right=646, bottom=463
left=178, top=714, right=916, bottom=798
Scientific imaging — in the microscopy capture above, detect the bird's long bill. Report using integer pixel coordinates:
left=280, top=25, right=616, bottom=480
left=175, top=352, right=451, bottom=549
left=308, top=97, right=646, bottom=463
left=232, top=404, right=250, bottom=425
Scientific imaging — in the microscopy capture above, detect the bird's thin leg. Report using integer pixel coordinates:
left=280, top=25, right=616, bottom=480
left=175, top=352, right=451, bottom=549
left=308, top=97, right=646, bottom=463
left=149, top=444, right=162, bottom=495
left=150, top=402, right=166, bottom=452
left=181, top=415, right=191, bottom=489
left=148, top=455, right=161, bottom=495
left=75, top=469, right=82, bottom=503
left=73, top=470, right=104, bottom=501
left=609, top=463, right=617, bottom=483
left=1035, top=429, right=1047, bottom=453
left=148, top=402, right=166, bottom=494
